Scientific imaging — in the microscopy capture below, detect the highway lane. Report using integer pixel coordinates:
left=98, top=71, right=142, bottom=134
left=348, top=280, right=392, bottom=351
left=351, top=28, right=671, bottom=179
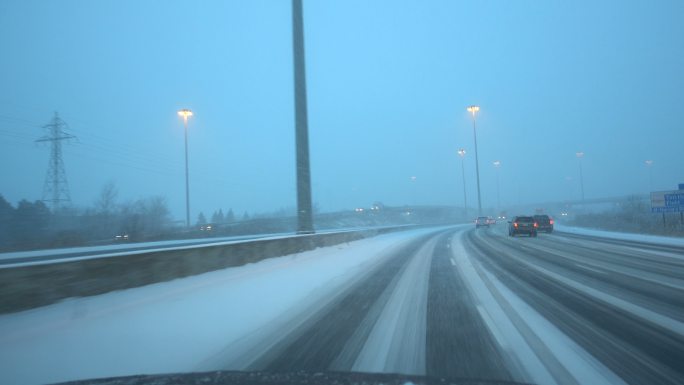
left=207, top=225, right=684, bottom=385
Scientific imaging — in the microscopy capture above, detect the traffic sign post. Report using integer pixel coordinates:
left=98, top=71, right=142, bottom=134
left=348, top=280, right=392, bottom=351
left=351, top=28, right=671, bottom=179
left=651, top=190, right=684, bottom=213
left=651, top=185, right=684, bottom=226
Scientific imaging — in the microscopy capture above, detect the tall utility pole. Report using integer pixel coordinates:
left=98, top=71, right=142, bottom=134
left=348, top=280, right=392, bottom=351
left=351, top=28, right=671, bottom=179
left=493, top=160, right=501, bottom=211
left=178, top=109, right=193, bottom=228
left=36, top=112, right=76, bottom=211
left=458, top=149, right=467, bottom=217
left=467, top=105, right=482, bottom=216
left=576, top=151, right=585, bottom=202
left=645, top=160, right=654, bottom=192
left=292, top=0, right=314, bottom=234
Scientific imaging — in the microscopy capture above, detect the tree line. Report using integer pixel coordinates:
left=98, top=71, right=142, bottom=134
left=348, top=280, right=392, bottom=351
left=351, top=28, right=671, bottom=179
left=0, top=183, right=174, bottom=251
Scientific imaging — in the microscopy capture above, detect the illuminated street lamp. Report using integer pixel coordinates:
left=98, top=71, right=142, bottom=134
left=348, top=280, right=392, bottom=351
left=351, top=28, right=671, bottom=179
left=458, top=148, right=467, bottom=216
left=467, top=105, right=482, bottom=215
left=178, top=108, right=193, bottom=228
left=493, top=160, right=501, bottom=211
left=576, top=151, right=585, bottom=202
left=645, top=160, right=654, bottom=192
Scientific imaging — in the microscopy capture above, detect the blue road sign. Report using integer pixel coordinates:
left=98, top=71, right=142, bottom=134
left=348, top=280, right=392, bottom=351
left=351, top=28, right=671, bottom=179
left=664, top=193, right=684, bottom=207
left=651, top=190, right=684, bottom=213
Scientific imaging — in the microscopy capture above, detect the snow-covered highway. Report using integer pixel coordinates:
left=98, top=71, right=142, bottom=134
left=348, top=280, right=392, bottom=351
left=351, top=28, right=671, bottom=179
left=1, top=225, right=683, bottom=385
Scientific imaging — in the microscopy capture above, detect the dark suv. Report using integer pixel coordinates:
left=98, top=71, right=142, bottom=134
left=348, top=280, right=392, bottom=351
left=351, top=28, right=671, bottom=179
left=533, top=214, right=554, bottom=233
left=508, top=216, right=538, bottom=237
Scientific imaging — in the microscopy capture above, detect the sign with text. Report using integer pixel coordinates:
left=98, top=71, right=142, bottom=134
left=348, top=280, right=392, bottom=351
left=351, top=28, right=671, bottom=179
left=651, top=190, right=684, bottom=213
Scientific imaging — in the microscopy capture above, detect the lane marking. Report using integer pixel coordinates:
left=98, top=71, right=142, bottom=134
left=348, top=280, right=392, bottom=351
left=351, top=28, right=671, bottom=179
left=476, top=304, right=507, bottom=349
left=450, top=257, right=456, bottom=266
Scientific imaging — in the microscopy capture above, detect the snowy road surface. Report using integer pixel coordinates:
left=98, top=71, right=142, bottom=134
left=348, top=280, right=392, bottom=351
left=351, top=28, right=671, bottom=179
left=1, top=225, right=683, bottom=385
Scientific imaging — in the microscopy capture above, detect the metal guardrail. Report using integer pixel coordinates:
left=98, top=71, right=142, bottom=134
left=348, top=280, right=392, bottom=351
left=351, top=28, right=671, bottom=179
left=0, top=225, right=418, bottom=314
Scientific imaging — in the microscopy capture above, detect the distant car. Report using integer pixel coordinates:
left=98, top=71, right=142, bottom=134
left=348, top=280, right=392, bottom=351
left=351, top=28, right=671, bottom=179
left=486, top=216, right=496, bottom=225
left=475, top=216, right=490, bottom=228
left=508, top=216, right=538, bottom=237
left=533, top=214, right=554, bottom=233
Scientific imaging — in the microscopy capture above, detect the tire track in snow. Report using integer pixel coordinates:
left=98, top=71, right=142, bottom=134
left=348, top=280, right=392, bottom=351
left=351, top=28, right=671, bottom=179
left=252, top=230, right=446, bottom=371
left=465, top=228, right=684, bottom=385
left=425, top=232, right=512, bottom=380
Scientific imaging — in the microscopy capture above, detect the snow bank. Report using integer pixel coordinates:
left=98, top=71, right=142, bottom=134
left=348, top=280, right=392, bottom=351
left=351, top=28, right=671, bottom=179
left=0, top=227, right=438, bottom=385
left=555, top=224, right=684, bottom=247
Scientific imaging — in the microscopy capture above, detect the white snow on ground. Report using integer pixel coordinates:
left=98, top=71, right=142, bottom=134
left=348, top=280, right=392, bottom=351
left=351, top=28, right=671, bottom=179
left=352, top=235, right=436, bottom=374
left=555, top=224, right=684, bottom=247
left=0, top=227, right=438, bottom=385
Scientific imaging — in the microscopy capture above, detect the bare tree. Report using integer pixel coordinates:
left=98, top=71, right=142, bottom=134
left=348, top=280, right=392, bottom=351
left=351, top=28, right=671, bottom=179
left=96, top=182, right=118, bottom=214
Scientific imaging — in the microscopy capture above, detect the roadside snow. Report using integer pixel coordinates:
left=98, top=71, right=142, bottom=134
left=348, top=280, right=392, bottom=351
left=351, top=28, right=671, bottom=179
left=555, top=224, right=684, bottom=247
left=0, top=227, right=438, bottom=385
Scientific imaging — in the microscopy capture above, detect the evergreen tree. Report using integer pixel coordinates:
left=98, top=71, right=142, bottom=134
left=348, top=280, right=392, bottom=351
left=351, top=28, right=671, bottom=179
left=11, top=200, right=51, bottom=246
left=225, top=208, right=235, bottom=222
left=0, top=195, right=14, bottom=247
left=197, top=212, right=207, bottom=226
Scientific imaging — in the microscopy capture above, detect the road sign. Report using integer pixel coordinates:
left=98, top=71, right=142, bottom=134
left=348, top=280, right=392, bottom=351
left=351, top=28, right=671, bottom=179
left=665, top=192, right=684, bottom=206
left=651, top=190, right=684, bottom=213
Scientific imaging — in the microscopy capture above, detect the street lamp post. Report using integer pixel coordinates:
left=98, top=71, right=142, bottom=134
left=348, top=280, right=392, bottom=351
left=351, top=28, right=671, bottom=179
left=467, top=105, right=482, bottom=216
left=576, top=151, right=585, bottom=202
left=645, top=160, right=654, bottom=192
left=493, top=160, right=501, bottom=212
left=178, top=109, right=193, bottom=228
left=458, top=149, right=467, bottom=217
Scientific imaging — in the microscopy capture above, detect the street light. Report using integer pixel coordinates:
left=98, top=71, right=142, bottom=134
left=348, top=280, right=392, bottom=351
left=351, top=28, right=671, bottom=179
left=467, top=105, right=482, bottom=216
left=493, top=160, right=501, bottom=211
left=576, top=151, right=585, bottom=202
left=645, top=160, right=654, bottom=192
left=178, top=108, right=193, bottom=228
left=458, top=148, right=467, bottom=217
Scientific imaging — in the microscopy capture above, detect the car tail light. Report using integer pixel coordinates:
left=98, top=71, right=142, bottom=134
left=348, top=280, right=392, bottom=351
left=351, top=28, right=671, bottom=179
left=534, top=222, right=539, bottom=228
left=550, top=219, right=554, bottom=225
left=513, top=223, right=518, bottom=228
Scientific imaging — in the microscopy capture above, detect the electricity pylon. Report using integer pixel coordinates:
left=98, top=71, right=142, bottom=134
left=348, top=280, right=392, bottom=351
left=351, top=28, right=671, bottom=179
left=36, top=112, right=76, bottom=210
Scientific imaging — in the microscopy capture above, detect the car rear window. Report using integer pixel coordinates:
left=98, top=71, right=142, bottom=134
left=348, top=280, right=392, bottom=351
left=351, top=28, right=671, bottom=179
left=517, top=217, right=534, bottom=222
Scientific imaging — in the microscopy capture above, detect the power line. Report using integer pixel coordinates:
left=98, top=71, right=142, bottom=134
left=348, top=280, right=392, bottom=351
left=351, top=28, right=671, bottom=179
left=35, top=112, right=76, bottom=210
